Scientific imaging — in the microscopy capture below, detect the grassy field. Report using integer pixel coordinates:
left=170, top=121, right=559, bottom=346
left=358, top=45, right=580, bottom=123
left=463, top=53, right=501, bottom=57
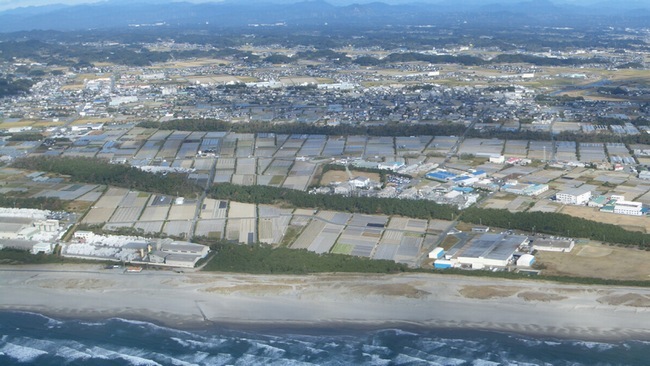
left=320, top=170, right=381, bottom=186
left=559, top=205, right=648, bottom=233
left=536, top=242, right=650, bottom=281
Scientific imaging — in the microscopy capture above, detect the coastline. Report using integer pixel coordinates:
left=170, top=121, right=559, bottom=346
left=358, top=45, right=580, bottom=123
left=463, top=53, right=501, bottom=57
left=2, top=264, right=650, bottom=341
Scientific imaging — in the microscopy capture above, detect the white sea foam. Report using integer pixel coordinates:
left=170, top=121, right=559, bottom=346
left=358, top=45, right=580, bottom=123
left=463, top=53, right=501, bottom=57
left=365, top=353, right=391, bottom=366
left=393, top=353, right=441, bottom=365
left=110, top=317, right=195, bottom=337
left=0, top=342, right=48, bottom=363
left=250, top=341, right=287, bottom=358
left=472, top=359, right=500, bottom=366
left=195, top=353, right=234, bottom=366
left=170, top=336, right=226, bottom=349
left=55, top=346, right=92, bottom=361
left=572, top=340, right=615, bottom=351
left=114, top=352, right=163, bottom=366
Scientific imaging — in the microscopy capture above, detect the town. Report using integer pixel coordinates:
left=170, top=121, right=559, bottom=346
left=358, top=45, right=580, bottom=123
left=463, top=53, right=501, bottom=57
left=1, top=21, right=649, bottom=280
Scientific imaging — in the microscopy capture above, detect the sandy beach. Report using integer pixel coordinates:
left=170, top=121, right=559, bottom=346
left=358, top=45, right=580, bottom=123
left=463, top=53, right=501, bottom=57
left=1, top=264, right=650, bottom=340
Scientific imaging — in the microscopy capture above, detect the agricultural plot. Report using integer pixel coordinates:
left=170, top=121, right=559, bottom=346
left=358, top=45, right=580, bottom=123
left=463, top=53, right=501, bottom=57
left=213, top=171, right=233, bottom=183
left=94, top=188, right=129, bottom=208
left=148, top=130, right=171, bottom=141
left=607, top=143, right=635, bottom=165
left=332, top=214, right=388, bottom=257
left=528, top=141, right=553, bottom=161
left=194, top=219, right=226, bottom=239
left=291, top=219, right=344, bottom=254
left=177, top=141, right=200, bottom=159
left=322, top=137, right=345, bottom=156
left=76, top=189, right=103, bottom=202
left=425, top=136, right=457, bottom=155
left=171, top=159, right=193, bottom=169
left=199, top=198, right=228, bottom=219
left=427, top=219, right=452, bottom=234
left=82, top=207, right=117, bottom=224
left=220, top=138, right=237, bottom=157
left=216, top=157, right=236, bottom=170
left=297, top=135, right=326, bottom=157
left=133, top=221, right=164, bottom=235
left=225, top=218, right=257, bottom=244
left=231, top=174, right=256, bottom=186
left=256, top=133, right=278, bottom=148
left=257, top=158, right=273, bottom=175
left=263, top=159, right=292, bottom=176
left=365, top=136, right=395, bottom=157
left=119, top=191, right=149, bottom=208
left=458, top=138, right=504, bottom=157
left=274, top=147, right=300, bottom=158
left=376, top=232, right=423, bottom=266
left=167, top=202, right=197, bottom=221
left=62, top=147, right=100, bottom=158
left=344, top=135, right=367, bottom=157
left=193, top=157, right=216, bottom=171
left=282, top=176, right=311, bottom=191
left=236, top=157, right=257, bottom=175
left=38, top=184, right=98, bottom=201
left=258, top=205, right=293, bottom=244
left=228, top=201, right=256, bottom=218
left=503, top=139, right=528, bottom=158
left=156, top=139, right=182, bottom=160
left=235, top=136, right=255, bottom=158
left=255, top=146, right=278, bottom=158
left=133, top=140, right=162, bottom=161
left=109, top=206, right=144, bottom=223
left=256, top=175, right=278, bottom=186
left=200, top=137, right=222, bottom=155
left=396, top=135, right=432, bottom=156
left=139, top=205, right=170, bottom=222
left=524, top=169, right=565, bottom=184
left=555, top=141, right=578, bottom=162
left=163, top=220, right=192, bottom=238
left=317, top=210, right=351, bottom=225
left=578, top=143, right=607, bottom=163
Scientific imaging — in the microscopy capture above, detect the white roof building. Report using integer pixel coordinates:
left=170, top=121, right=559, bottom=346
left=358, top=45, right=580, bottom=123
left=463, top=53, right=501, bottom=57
left=556, top=187, right=592, bottom=205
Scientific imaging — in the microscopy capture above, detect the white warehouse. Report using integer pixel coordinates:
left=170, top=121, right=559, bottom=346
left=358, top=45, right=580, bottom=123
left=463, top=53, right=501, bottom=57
left=556, top=187, right=592, bottom=205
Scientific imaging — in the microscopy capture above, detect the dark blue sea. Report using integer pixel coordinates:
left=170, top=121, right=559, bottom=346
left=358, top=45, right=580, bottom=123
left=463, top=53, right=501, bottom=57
left=0, top=311, right=647, bottom=365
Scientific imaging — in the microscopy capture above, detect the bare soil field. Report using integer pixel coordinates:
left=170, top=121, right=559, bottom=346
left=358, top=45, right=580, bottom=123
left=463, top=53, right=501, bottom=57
left=320, top=170, right=380, bottom=185
left=536, top=243, right=650, bottom=281
left=559, top=205, right=648, bottom=233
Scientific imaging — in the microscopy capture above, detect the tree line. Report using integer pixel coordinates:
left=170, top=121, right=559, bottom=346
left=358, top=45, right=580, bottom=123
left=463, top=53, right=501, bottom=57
left=202, top=241, right=407, bottom=274
left=209, top=183, right=459, bottom=220
left=137, top=119, right=467, bottom=137
left=13, top=156, right=202, bottom=197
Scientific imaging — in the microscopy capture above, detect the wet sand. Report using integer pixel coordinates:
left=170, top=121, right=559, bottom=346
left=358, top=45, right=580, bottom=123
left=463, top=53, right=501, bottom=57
left=1, top=264, right=650, bottom=340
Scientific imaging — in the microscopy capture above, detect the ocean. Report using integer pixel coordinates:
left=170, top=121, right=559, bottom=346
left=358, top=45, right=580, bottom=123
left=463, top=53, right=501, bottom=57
left=0, top=311, right=647, bottom=365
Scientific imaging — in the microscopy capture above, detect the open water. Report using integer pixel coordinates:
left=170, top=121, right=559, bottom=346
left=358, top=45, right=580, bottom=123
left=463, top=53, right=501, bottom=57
left=0, top=311, right=647, bottom=365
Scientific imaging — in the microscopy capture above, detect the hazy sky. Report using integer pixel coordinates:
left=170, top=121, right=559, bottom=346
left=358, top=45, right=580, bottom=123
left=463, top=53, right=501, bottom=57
left=1, top=0, right=648, bottom=12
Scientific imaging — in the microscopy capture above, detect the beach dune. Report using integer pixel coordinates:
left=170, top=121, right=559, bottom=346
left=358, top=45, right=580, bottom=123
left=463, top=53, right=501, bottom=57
left=1, top=265, right=650, bottom=340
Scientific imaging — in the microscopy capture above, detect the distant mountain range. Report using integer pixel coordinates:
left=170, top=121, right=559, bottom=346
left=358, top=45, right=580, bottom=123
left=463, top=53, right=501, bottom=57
left=0, top=0, right=648, bottom=32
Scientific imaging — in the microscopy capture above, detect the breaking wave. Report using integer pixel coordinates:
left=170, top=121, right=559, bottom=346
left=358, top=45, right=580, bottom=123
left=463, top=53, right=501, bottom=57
left=0, top=311, right=647, bottom=365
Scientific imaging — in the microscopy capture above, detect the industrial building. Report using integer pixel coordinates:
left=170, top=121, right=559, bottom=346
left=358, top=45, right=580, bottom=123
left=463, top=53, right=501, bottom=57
left=556, top=187, right=592, bottom=205
left=530, top=237, right=575, bottom=252
left=456, top=233, right=529, bottom=268
left=501, top=182, right=549, bottom=196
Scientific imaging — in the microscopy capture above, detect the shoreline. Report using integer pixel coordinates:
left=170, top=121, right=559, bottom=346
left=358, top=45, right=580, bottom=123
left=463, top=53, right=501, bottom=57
left=2, top=264, right=650, bottom=342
